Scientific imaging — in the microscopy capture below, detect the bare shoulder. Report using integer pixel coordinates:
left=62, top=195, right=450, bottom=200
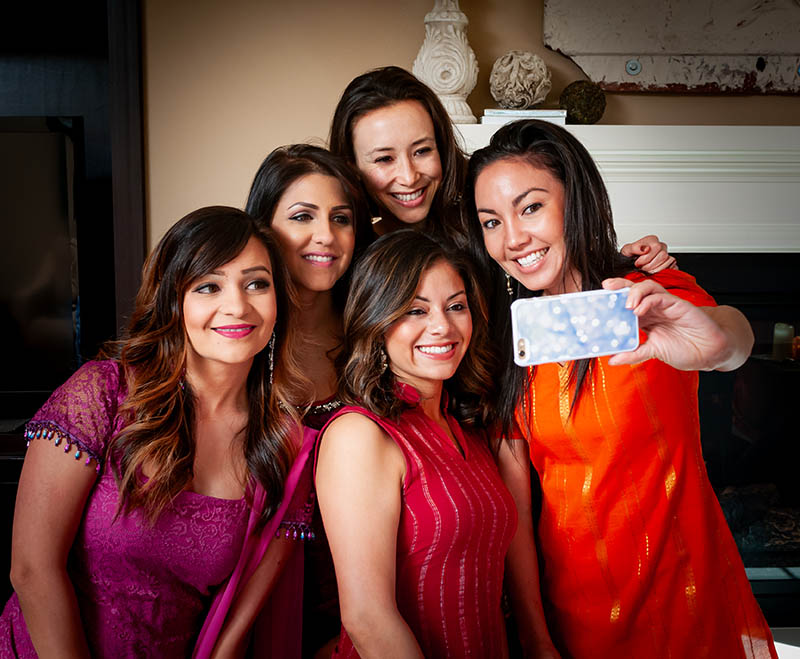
left=324, top=412, right=388, bottom=437
left=318, top=411, right=405, bottom=481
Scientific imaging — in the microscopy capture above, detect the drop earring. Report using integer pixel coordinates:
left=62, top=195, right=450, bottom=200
left=505, top=272, right=514, bottom=297
left=379, top=347, right=388, bottom=374
left=268, top=333, right=275, bottom=386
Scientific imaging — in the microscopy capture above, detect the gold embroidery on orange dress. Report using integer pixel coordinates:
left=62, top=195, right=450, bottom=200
left=598, top=359, right=671, bottom=651
left=631, top=364, right=701, bottom=632
left=558, top=363, right=621, bottom=624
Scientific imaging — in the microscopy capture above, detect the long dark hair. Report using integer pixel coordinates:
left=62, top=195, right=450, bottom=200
left=329, top=66, right=469, bottom=245
left=465, top=120, right=635, bottom=434
left=101, top=206, right=305, bottom=527
left=245, top=143, right=373, bottom=311
left=337, top=230, right=497, bottom=431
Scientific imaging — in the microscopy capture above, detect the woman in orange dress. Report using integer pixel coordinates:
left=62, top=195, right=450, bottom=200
left=465, top=120, right=777, bottom=658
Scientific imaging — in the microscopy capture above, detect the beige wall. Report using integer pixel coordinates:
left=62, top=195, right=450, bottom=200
left=143, top=0, right=800, bottom=248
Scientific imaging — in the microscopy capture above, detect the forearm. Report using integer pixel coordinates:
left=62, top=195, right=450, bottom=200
left=496, top=440, right=559, bottom=657
left=505, top=528, right=556, bottom=656
left=209, top=536, right=295, bottom=659
left=342, top=605, right=423, bottom=659
left=701, top=305, right=754, bottom=371
left=13, top=568, right=90, bottom=658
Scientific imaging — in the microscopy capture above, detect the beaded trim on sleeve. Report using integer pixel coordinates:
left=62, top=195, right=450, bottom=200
left=24, top=421, right=103, bottom=473
left=277, top=521, right=315, bottom=542
left=276, top=491, right=316, bottom=542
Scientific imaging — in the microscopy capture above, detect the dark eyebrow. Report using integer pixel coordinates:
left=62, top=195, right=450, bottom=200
left=242, top=266, right=271, bottom=275
left=331, top=204, right=353, bottom=212
left=365, top=146, right=393, bottom=156
left=366, top=136, right=434, bottom=157
left=414, top=290, right=466, bottom=303
left=514, top=187, right=548, bottom=206
left=477, top=187, right=549, bottom=215
left=287, top=201, right=319, bottom=211
left=209, top=265, right=271, bottom=276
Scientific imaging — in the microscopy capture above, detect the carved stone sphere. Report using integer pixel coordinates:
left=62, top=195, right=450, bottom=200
left=489, top=50, right=551, bottom=109
left=559, top=80, right=606, bottom=124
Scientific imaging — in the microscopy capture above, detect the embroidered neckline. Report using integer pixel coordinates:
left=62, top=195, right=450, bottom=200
left=306, top=398, right=344, bottom=415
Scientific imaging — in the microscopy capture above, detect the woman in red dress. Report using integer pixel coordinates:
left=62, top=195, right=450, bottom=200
left=315, top=231, right=519, bottom=657
left=465, top=120, right=777, bottom=658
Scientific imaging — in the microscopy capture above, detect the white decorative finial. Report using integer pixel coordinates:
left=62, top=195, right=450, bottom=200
left=412, top=0, right=478, bottom=124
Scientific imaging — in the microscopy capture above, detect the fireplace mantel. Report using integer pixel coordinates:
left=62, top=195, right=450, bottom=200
left=456, top=125, right=800, bottom=253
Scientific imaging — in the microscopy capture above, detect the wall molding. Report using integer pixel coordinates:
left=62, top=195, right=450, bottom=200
left=456, top=125, right=800, bottom=252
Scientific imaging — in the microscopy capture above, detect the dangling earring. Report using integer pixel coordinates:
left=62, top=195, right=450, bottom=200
left=371, top=216, right=382, bottom=225
left=267, top=333, right=275, bottom=386
left=179, top=367, right=186, bottom=391
left=379, top=347, right=388, bottom=374
left=505, top=272, right=514, bottom=297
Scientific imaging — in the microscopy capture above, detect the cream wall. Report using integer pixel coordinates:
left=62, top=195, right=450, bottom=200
left=143, top=0, right=800, bottom=248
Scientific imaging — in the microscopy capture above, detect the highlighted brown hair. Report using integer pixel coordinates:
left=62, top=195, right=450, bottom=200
left=101, top=206, right=305, bottom=527
left=338, top=229, right=497, bottom=430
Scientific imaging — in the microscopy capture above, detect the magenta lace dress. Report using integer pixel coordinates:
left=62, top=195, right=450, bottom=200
left=0, top=360, right=313, bottom=658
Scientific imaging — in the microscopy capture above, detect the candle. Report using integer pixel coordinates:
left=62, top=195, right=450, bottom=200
left=772, top=322, right=795, bottom=361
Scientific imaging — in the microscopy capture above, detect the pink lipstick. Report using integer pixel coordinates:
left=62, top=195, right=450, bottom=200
left=212, top=324, right=256, bottom=338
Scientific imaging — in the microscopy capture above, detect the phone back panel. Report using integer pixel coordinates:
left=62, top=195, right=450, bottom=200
left=510, top=288, right=639, bottom=367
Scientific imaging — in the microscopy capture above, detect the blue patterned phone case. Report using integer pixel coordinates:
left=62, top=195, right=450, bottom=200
left=510, top=288, right=640, bottom=367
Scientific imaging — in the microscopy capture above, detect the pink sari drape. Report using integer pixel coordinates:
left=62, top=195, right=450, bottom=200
left=193, top=426, right=317, bottom=659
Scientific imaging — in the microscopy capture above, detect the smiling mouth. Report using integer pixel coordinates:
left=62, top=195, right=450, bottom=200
left=417, top=343, right=455, bottom=355
left=516, top=248, right=548, bottom=268
left=391, top=189, right=424, bottom=203
left=212, top=325, right=256, bottom=338
left=303, top=254, right=335, bottom=263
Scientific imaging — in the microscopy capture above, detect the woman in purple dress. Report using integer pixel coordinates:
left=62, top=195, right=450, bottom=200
left=0, top=207, right=314, bottom=658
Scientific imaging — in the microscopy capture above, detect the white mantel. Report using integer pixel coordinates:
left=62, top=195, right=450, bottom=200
left=456, top=124, right=800, bottom=253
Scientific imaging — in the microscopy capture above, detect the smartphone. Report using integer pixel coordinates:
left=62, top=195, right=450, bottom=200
left=510, top=288, right=640, bottom=367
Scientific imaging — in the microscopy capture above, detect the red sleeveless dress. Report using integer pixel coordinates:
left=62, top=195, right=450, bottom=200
left=318, top=385, right=516, bottom=658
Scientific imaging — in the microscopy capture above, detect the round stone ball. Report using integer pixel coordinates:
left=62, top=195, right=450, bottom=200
left=559, top=80, right=606, bottom=124
left=489, top=50, right=552, bottom=109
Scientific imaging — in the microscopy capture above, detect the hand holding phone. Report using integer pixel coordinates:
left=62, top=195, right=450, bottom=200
left=511, top=288, right=639, bottom=367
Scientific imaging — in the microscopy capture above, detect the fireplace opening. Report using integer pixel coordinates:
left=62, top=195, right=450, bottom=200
left=682, top=253, right=800, bottom=626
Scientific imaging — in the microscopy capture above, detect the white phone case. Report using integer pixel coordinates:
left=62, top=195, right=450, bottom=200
left=510, top=288, right=640, bottom=367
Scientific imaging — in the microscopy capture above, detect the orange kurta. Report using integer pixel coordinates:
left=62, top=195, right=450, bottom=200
left=517, top=270, right=776, bottom=658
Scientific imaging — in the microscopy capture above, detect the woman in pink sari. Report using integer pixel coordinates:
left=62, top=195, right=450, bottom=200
left=0, top=207, right=314, bottom=658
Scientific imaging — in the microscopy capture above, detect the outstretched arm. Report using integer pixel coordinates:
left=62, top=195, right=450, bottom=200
left=497, top=439, right=561, bottom=659
left=620, top=235, right=677, bottom=273
left=316, top=413, right=423, bottom=658
left=11, top=438, right=96, bottom=658
left=603, top=278, right=754, bottom=371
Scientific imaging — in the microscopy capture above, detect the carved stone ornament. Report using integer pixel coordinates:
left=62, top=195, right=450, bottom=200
left=412, top=0, right=479, bottom=124
left=489, top=50, right=552, bottom=109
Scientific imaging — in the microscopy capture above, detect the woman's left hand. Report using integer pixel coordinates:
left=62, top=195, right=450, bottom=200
left=620, top=235, right=677, bottom=273
left=602, top=278, right=751, bottom=371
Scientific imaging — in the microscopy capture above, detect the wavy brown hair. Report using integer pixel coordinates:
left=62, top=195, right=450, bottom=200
left=328, top=66, right=469, bottom=246
left=337, top=230, right=497, bottom=430
left=100, top=206, right=305, bottom=527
